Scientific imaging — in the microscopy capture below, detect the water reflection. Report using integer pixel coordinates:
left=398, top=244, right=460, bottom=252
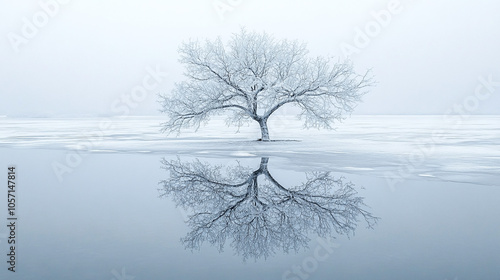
left=160, top=157, right=378, bottom=261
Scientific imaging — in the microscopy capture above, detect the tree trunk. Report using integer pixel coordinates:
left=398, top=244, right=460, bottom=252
left=260, top=157, right=269, bottom=168
left=258, top=118, right=270, bottom=141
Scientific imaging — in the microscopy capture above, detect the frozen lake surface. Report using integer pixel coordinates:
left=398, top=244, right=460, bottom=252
left=1, top=115, right=499, bottom=186
left=0, top=115, right=499, bottom=279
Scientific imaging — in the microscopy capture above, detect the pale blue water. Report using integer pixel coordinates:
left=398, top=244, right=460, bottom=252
left=0, top=116, right=499, bottom=279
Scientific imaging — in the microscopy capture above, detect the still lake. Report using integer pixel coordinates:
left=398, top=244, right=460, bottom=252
left=0, top=116, right=499, bottom=279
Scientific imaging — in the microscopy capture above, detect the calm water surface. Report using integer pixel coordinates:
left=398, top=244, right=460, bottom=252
left=0, top=117, right=499, bottom=279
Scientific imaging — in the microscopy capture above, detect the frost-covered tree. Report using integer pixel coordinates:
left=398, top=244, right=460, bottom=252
left=160, top=29, right=373, bottom=141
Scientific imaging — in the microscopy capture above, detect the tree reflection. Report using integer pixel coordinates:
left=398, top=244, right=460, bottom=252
left=160, top=157, right=378, bottom=261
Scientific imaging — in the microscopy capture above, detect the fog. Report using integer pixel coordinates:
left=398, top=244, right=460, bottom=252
left=1, top=0, right=499, bottom=117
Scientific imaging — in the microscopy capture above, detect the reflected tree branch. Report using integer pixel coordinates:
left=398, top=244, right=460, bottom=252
left=159, top=157, right=378, bottom=261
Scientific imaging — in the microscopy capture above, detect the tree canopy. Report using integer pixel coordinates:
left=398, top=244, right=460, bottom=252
left=160, top=29, right=373, bottom=140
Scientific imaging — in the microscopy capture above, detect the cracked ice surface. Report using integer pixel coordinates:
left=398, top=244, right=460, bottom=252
left=1, top=115, right=499, bottom=186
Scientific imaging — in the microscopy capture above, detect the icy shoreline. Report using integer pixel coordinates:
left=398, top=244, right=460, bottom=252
left=1, top=115, right=499, bottom=186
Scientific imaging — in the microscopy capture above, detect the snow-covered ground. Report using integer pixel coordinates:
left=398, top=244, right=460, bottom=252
left=1, top=115, right=499, bottom=187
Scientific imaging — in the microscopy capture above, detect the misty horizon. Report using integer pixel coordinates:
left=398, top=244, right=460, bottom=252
left=2, top=0, right=500, bottom=118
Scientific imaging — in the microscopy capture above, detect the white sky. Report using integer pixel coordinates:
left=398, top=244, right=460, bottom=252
left=1, top=0, right=499, bottom=117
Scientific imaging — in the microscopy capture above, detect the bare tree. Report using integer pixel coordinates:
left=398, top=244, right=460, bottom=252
left=159, top=157, right=378, bottom=261
left=159, top=29, right=373, bottom=141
